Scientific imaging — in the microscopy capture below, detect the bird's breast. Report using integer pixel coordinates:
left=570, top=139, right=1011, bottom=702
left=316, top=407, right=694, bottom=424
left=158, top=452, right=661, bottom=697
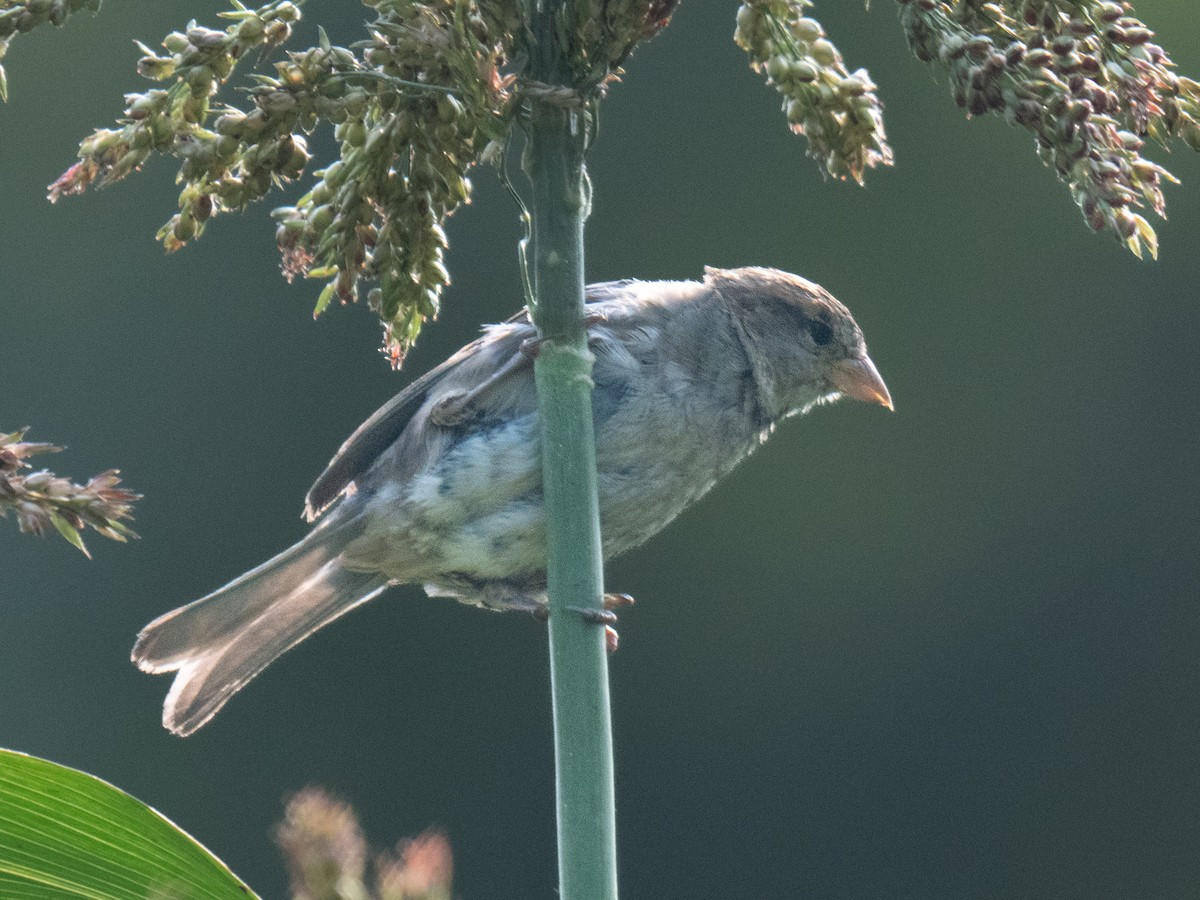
left=349, top=365, right=766, bottom=583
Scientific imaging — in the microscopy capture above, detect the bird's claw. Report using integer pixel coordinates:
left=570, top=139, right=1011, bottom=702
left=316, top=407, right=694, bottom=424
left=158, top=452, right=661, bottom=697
left=566, top=606, right=618, bottom=626
left=599, top=592, right=635, bottom=653
left=519, top=336, right=542, bottom=359
left=536, top=591, right=632, bottom=654
left=571, top=601, right=629, bottom=654
left=603, top=592, right=635, bottom=610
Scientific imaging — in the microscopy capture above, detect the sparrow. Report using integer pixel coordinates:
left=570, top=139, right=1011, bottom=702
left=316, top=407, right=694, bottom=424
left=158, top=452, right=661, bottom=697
left=133, top=266, right=892, bottom=735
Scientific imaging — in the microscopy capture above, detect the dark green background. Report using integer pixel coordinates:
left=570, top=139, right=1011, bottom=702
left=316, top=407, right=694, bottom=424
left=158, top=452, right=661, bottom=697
left=3, top=3, right=1199, bottom=898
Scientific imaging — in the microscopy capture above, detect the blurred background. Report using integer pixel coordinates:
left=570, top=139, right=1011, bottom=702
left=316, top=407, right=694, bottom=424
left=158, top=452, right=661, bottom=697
left=3, top=2, right=1200, bottom=898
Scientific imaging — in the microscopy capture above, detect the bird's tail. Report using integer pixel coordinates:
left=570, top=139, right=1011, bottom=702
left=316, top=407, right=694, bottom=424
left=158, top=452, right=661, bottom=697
left=132, top=516, right=389, bottom=736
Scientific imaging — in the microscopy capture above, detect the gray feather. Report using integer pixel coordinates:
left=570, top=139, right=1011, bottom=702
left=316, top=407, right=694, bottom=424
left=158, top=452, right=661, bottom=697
left=132, top=513, right=389, bottom=736
left=304, top=281, right=652, bottom=521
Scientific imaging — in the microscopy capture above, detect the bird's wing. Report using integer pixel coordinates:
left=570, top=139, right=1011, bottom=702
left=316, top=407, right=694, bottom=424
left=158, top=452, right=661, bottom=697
left=304, top=321, right=536, bottom=520
left=497, top=280, right=641, bottom=327
left=304, top=281, right=650, bottom=521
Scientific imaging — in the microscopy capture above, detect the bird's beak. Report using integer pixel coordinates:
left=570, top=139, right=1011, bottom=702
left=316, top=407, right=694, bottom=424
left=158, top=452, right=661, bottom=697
left=830, top=354, right=893, bottom=411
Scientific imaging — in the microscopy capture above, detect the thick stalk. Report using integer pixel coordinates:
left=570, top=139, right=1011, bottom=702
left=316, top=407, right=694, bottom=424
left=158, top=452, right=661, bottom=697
left=524, top=4, right=618, bottom=899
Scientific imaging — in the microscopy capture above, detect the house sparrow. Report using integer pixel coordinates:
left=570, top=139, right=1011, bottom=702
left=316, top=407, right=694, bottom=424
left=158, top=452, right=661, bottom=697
left=133, top=266, right=892, bottom=735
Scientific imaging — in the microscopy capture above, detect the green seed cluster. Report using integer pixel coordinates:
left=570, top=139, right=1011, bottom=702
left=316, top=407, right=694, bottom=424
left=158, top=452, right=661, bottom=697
left=735, top=0, right=893, bottom=184
left=274, top=0, right=520, bottom=366
left=563, top=0, right=680, bottom=89
left=48, top=0, right=304, bottom=246
left=0, top=0, right=101, bottom=102
left=0, top=429, right=139, bottom=556
left=51, top=0, right=524, bottom=366
left=46, top=0, right=681, bottom=366
left=898, top=0, right=1200, bottom=258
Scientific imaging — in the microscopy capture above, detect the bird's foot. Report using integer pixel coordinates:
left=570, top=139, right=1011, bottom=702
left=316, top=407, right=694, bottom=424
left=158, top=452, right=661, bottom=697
left=570, top=593, right=634, bottom=654
left=603, top=592, right=635, bottom=611
left=566, top=606, right=618, bottom=626
left=563, top=610, right=620, bottom=655
left=534, top=592, right=632, bottom=654
left=518, top=335, right=542, bottom=359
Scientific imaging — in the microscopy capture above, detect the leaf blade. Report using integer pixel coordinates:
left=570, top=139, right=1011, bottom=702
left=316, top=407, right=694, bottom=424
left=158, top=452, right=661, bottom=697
left=0, top=750, right=257, bottom=900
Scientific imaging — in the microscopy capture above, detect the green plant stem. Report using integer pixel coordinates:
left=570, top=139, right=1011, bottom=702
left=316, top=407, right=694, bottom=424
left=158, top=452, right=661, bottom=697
left=524, top=3, right=618, bottom=899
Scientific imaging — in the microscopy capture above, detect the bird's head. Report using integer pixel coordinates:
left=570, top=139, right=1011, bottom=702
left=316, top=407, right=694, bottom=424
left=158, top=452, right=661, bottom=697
left=706, top=266, right=893, bottom=418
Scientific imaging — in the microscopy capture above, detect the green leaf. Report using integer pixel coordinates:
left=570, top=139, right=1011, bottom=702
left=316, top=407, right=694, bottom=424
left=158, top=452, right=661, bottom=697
left=48, top=513, right=90, bottom=559
left=1134, top=213, right=1159, bottom=260
left=313, top=281, right=337, bottom=319
left=0, top=749, right=258, bottom=899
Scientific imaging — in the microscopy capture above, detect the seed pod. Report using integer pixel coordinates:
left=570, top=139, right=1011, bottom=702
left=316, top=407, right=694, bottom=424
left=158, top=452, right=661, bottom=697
left=186, top=27, right=225, bottom=48
left=23, top=472, right=51, bottom=491
left=1052, top=35, right=1076, bottom=56
left=1117, top=130, right=1144, bottom=151
left=1114, top=208, right=1138, bottom=239
left=965, top=35, right=992, bottom=59
left=436, top=94, right=463, bottom=123
left=1025, top=48, right=1053, bottom=68
left=310, top=204, right=334, bottom=233
left=809, top=39, right=837, bottom=67
left=163, top=32, right=190, bottom=53
left=344, top=120, right=367, bottom=148
left=173, top=213, right=197, bottom=242
left=735, top=4, right=754, bottom=33
left=794, top=17, right=823, bottom=42
left=1057, top=53, right=1081, bottom=74
left=790, top=60, right=818, bottom=83
left=940, top=34, right=966, bottom=63
left=766, top=55, right=788, bottom=82
left=1068, top=99, right=1092, bottom=123
left=236, top=16, right=265, bottom=41
left=840, top=75, right=867, bottom=97
left=275, top=2, right=300, bottom=23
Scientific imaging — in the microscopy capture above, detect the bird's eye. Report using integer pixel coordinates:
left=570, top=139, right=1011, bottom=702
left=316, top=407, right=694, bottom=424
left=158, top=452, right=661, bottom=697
left=809, top=318, right=833, bottom=346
